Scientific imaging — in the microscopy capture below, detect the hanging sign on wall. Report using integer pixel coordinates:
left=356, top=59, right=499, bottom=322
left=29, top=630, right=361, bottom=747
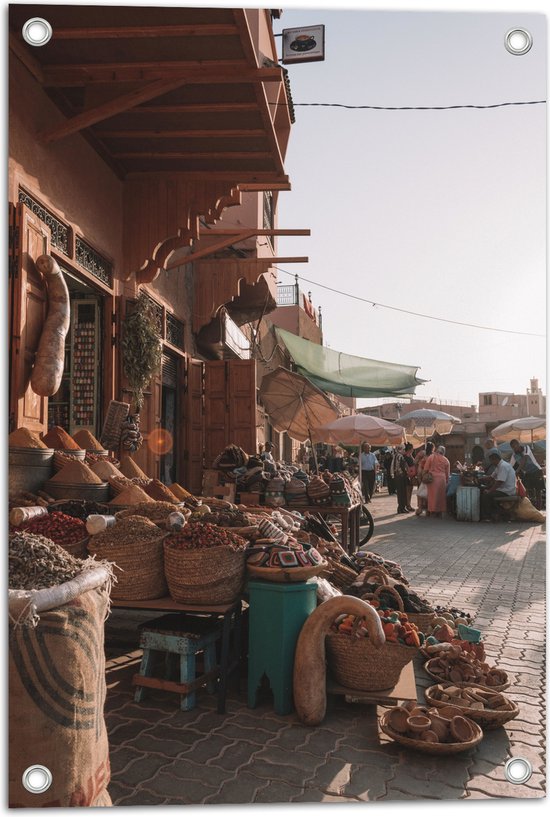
left=282, top=25, right=325, bottom=65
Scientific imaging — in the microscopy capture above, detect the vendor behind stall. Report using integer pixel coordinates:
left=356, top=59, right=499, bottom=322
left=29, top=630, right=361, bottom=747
left=510, top=438, right=545, bottom=507
left=481, top=452, right=517, bottom=520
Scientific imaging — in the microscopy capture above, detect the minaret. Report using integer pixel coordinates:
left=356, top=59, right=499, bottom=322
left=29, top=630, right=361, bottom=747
left=526, top=377, right=543, bottom=415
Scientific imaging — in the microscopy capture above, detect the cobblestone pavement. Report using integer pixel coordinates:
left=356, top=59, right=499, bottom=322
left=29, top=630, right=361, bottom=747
left=105, top=490, right=546, bottom=804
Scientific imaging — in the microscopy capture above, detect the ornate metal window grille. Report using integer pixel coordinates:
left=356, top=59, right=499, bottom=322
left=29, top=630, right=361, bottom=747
left=18, top=189, right=70, bottom=255
left=141, top=292, right=164, bottom=336
left=166, top=313, right=185, bottom=350
left=75, top=238, right=113, bottom=287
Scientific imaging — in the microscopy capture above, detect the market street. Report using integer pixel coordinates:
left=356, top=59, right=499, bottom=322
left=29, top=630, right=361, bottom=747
left=105, top=489, right=546, bottom=804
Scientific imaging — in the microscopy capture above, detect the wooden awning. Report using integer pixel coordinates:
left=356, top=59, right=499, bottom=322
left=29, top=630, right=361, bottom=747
left=9, top=5, right=292, bottom=185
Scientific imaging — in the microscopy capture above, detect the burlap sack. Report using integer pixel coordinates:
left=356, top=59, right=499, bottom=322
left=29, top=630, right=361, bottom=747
left=9, top=573, right=112, bottom=807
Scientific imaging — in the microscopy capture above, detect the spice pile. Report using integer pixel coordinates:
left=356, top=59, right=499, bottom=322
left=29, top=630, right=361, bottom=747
left=9, top=531, right=87, bottom=590
left=109, top=484, right=153, bottom=506
left=166, top=522, right=247, bottom=551
left=72, top=429, right=104, bottom=450
left=116, top=501, right=186, bottom=524
left=143, top=479, right=180, bottom=503
left=42, top=426, right=82, bottom=450
left=9, top=427, right=49, bottom=449
left=50, top=461, right=104, bottom=485
left=20, top=511, right=87, bottom=546
left=89, top=515, right=163, bottom=550
left=189, top=509, right=250, bottom=527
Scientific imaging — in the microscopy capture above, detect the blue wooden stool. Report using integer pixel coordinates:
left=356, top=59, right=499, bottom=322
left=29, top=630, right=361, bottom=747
left=133, top=614, right=221, bottom=711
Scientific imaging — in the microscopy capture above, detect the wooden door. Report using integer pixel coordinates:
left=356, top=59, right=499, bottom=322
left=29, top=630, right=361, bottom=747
left=204, top=360, right=228, bottom=469
left=227, top=359, right=257, bottom=456
left=203, top=359, right=257, bottom=468
left=185, top=359, right=204, bottom=494
left=9, top=203, right=50, bottom=434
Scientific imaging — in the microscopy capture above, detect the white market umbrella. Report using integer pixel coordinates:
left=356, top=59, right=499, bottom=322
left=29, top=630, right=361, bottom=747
left=397, top=409, right=461, bottom=444
left=490, top=416, right=546, bottom=445
left=312, top=414, right=406, bottom=490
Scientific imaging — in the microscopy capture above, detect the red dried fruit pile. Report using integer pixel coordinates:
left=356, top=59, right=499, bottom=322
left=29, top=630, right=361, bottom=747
left=20, top=511, right=87, bottom=546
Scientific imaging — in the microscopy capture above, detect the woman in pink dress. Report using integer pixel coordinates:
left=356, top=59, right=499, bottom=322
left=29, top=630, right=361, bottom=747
left=423, top=445, right=450, bottom=517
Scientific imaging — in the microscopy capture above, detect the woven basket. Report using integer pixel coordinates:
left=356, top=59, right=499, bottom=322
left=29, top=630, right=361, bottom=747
left=424, top=659, right=510, bottom=692
left=164, top=542, right=246, bottom=605
left=326, top=630, right=417, bottom=691
left=379, top=710, right=483, bottom=755
left=247, top=561, right=327, bottom=583
left=89, top=532, right=168, bottom=601
left=363, top=584, right=435, bottom=632
left=60, top=536, right=89, bottom=559
left=424, top=683, right=519, bottom=730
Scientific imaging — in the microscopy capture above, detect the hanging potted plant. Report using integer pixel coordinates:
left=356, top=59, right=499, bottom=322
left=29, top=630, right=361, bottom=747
left=120, top=292, right=162, bottom=451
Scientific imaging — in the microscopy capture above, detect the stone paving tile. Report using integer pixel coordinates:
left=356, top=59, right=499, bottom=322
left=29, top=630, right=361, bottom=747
left=208, top=739, right=262, bottom=772
left=107, top=779, right=135, bottom=805
left=143, top=769, right=219, bottom=803
left=177, top=733, right=236, bottom=764
left=116, top=787, right=168, bottom=806
left=124, top=723, right=205, bottom=757
left=343, top=764, right=396, bottom=800
left=302, top=757, right=353, bottom=793
left=112, top=751, right=174, bottom=788
left=109, top=745, right=147, bottom=776
left=203, top=771, right=265, bottom=804
left=253, top=779, right=306, bottom=803
left=386, top=771, right=467, bottom=800
left=241, top=758, right=323, bottom=787
left=292, top=790, right=359, bottom=802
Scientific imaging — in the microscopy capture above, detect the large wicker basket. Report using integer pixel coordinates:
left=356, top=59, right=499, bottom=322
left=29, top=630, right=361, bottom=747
left=326, top=630, right=417, bottom=691
left=379, top=710, right=483, bottom=755
left=363, top=584, right=435, bottom=633
left=164, top=542, right=246, bottom=605
left=88, top=532, right=168, bottom=601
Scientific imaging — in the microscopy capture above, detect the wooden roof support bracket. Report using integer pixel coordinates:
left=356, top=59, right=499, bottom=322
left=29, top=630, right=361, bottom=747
left=38, top=75, right=194, bottom=143
left=165, top=228, right=311, bottom=269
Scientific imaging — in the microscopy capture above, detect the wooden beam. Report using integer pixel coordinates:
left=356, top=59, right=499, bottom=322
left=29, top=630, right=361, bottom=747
left=128, top=103, right=258, bottom=114
left=9, top=33, right=44, bottom=84
left=233, top=10, right=286, bottom=176
left=52, top=24, right=239, bottom=39
left=95, top=129, right=267, bottom=139
left=238, top=181, right=291, bottom=191
left=42, top=64, right=283, bottom=86
left=37, top=76, right=193, bottom=143
left=165, top=229, right=259, bottom=269
left=125, top=171, right=290, bottom=184
left=198, top=229, right=311, bottom=236
left=113, top=151, right=273, bottom=160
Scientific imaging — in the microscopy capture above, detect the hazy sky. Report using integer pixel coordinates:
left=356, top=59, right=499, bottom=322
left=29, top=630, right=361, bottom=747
left=274, top=7, right=546, bottom=407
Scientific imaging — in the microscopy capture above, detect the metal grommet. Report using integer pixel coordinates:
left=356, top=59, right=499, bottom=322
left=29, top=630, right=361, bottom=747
left=22, top=765, right=53, bottom=794
left=504, top=757, right=532, bottom=784
left=22, top=17, right=53, bottom=47
left=505, top=28, right=533, bottom=55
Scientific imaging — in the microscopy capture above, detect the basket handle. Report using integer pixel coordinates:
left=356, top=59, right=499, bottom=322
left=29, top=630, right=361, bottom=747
left=373, top=584, right=404, bottom=612
left=362, top=567, right=389, bottom=585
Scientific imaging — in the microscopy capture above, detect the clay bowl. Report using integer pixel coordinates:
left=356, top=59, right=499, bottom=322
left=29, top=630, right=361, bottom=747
left=387, top=707, right=410, bottom=733
left=420, top=730, right=439, bottom=744
left=425, top=683, right=520, bottom=731
left=424, top=659, right=510, bottom=692
left=379, top=710, right=483, bottom=756
left=450, top=715, right=475, bottom=743
left=407, top=715, right=432, bottom=734
left=428, top=712, right=452, bottom=742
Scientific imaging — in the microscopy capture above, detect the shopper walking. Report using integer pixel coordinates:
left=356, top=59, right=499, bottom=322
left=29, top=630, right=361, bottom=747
left=422, top=444, right=450, bottom=517
left=415, top=441, right=434, bottom=516
left=360, top=442, right=378, bottom=503
left=390, top=445, right=410, bottom=514
left=383, top=449, right=396, bottom=495
left=404, top=443, right=416, bottom=512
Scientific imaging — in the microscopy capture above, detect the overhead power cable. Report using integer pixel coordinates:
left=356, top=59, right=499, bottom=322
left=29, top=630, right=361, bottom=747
left=274, top=267, right=545, bottom=338
left=270, top=99, right=546, bottom=111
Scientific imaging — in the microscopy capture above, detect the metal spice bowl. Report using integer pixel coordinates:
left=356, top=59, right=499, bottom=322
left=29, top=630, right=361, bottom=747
left=43, top=481, right=110, bottom=502
left=9, top=447, right=54, bottom=494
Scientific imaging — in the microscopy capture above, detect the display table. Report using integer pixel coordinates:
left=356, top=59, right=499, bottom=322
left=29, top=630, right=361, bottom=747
left=287, top=502, right=361, bottom=553
left=111, top=597, right=243, bottom=714
left=247, top=580, right=317, bottom=716
left=327, top=660, right=417, bottom=706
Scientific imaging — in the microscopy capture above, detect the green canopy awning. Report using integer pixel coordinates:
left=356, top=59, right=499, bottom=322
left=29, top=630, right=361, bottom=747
left=275, top=328, right=426, bottom=398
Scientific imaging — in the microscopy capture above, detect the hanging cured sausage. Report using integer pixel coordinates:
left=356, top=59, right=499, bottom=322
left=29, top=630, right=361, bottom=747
left=30, top=254, right=70, bottom=397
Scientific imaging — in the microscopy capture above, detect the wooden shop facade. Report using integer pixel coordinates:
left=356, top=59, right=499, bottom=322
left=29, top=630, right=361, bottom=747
left=9, top=5, right=307, bottom=494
